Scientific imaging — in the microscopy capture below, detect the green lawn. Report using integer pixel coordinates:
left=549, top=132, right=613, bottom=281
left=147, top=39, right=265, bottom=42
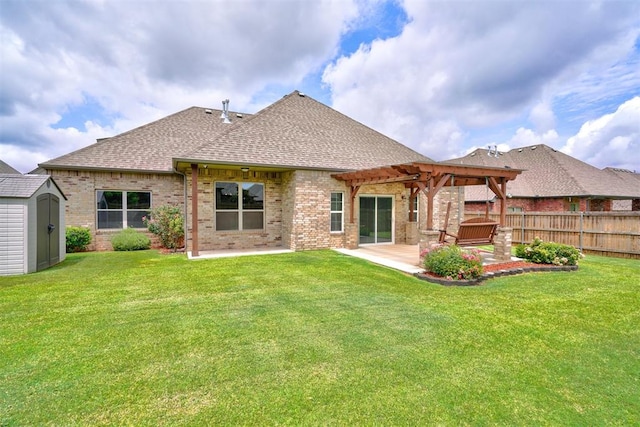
left=1, top=250, right=639, bottom=425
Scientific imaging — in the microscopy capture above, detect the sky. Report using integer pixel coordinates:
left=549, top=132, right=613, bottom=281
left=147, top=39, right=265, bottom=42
left=1, top=0, right=639, bottom=174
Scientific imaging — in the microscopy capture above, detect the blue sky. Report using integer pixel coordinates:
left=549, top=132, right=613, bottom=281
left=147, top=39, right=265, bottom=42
left=1, top=0, right=639, bottom=173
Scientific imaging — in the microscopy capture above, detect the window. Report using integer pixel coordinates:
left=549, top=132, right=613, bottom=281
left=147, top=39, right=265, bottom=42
left=215, top=182, right=264, bottom=231
left=330, top=192, right=344, bottom=232
left=96, top=191, right=151, bottom=229
left=408, top=191, right=419, bottom=221
left=508, top=206, right=523, bottom=213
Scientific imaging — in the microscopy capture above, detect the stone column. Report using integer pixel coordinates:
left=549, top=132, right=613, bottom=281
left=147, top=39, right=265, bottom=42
left=493, top=227, right=513, bottom=262
left=419, top=230, right=441, bottom=266
left=406, top=222, right=418, bottom=245
left=345, top=222, right=359, bottom=249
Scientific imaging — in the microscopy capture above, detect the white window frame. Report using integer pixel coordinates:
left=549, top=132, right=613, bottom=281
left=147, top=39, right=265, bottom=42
left=214, top=181, right=265, bottom=231
left=96, top=190, right=151, bottom=229
left=330, top=192, right=344, bottom=233
left=408, top=190, right=419, bottom=222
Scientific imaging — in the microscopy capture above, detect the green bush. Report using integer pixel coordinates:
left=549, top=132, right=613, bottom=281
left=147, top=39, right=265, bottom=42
left=110, top=228, right=151, bottom=251
left=516, top=237, right=581, bottom=265
left=422, top=244, right=484, bottom=280
left=66, top=226, right=92, bottom=253
left=143, top=205, right=184, bottom=251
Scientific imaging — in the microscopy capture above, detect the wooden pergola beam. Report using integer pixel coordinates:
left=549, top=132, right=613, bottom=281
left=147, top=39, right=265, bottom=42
left=332, top=162, right=523, bottom=228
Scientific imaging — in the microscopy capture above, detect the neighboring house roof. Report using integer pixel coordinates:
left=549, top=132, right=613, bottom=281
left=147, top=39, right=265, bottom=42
left=603, top=167, right=640, bottom=192
left=0, top=174, right=66, bottom=199
left=448, top=144, right=640, bottom=200
left=41, top=90, right=433, bottom=173
left=0, top=160, right=21, bottom=174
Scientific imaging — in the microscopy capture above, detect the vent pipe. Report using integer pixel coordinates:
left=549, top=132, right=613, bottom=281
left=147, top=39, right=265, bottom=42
left=221, top=99, right=231, bottom=124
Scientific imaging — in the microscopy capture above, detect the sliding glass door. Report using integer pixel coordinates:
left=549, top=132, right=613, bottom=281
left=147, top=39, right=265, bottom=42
left=359, top=196, right=393, bottom=244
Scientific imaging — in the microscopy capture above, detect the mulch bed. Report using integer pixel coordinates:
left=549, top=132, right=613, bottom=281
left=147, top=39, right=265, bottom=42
left=415, top=261, right=578, bottom=286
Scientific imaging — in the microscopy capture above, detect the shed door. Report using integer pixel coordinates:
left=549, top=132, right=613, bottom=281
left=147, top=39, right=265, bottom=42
left=37, top=194, right=60, bottom=271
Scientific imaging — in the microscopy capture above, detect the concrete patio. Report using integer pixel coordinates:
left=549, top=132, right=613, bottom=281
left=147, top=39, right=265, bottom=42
left=189, top=244, right=516, bottom=276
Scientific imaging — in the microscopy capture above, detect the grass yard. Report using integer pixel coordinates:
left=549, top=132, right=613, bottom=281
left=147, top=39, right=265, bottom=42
left=1, top=250, right=639, bottom=425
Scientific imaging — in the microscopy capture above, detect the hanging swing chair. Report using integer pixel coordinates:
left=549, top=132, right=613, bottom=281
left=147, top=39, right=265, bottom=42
left=438, top=176, right=499, bottom=246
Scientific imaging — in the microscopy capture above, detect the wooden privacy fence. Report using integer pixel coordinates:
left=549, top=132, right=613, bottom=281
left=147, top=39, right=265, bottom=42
left=464, top=211, right=640, bottom=258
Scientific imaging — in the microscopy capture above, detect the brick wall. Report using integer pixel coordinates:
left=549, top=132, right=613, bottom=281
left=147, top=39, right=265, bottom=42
left=184, top=167, right=283, bottom=252
left=48, top=167, right=458, bottom=253
left=281, top=171, right=449, bottom=250
left=47, top=169, right=183, bottom=251
left=283, top=170, right=350, bottom=250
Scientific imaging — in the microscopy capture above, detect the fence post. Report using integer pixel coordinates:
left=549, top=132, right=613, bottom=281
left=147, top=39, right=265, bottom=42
left=521, top=210, right=525, bottom=244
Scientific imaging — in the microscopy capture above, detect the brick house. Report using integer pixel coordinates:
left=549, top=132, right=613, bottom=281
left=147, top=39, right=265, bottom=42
left=447, top=145, right=640, bottom=213
left=38, top=91, right=434, bottom=252
left=38, top=91, right=520, bottom=256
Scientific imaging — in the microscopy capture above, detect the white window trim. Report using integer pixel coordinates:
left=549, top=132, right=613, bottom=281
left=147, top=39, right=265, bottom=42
left=330, top=192, right=344, bottom=233
left=408, top=190, right=419, bottom=222
left=214, top=181, right=265, bottom=231
left=96, top=190, right=151, bottom=229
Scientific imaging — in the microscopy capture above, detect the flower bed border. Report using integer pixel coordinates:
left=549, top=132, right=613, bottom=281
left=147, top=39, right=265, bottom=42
left=415, top=264, right=579, bottom=286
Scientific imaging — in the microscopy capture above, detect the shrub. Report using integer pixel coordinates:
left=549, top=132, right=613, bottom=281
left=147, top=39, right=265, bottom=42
left=143, top=205, right=184, bottom=251
left=66, top=226, right=92, bottom=253
left=111, top=228, right=151, bottom=251
left=422, top=244, right=484, bottom=280
left=516, top=237, right=581, bottom=265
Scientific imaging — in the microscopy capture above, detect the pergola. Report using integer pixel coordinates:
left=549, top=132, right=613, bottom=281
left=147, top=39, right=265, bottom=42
left=332, top=162, right=523, bottom=229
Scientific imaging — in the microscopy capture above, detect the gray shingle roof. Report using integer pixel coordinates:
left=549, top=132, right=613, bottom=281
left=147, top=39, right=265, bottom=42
left=449, top=144, right=640, bottom=199
left=178, top=91, right=433, bottom=170
left=0, top=160, right=21, bottom=174
left=41, top=106, right=251, bottom=173
left=0, top=174, right=51, bottom=198
left=40, top=91, right=432, bottom=173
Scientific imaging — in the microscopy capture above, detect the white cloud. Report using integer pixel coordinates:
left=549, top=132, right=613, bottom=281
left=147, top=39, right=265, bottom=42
left=323, top=0, right=640, bottom=162
left=0, top=0, right=638, bottom=174
left=0, top=0, right=361, bottom=172
left=562, top=97, right=640, bottom=171
left=529, top=101, right=556, bottom=133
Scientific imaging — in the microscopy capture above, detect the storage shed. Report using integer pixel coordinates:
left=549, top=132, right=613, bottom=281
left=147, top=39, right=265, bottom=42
left=0, top=174, right=67, bottom=275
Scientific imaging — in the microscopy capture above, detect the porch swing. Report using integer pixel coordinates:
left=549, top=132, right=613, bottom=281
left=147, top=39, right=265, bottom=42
left=438, top=176, right=499, bottom=246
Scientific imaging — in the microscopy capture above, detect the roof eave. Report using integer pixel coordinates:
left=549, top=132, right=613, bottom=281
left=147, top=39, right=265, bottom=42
left=172, top=157, right=351, bottom=173
left=39, top=164, right=176, bottom=175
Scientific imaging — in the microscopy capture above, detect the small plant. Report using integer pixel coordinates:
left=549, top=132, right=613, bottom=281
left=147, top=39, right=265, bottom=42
left=111, top=228, right=151, bottom=251
left=422, top=244, right=484, bottom=280
left=515, top=237, right=581, bottom=265
left=66, top=226, right=92, bottom=253
left=143, top=205, right=184, bottom=251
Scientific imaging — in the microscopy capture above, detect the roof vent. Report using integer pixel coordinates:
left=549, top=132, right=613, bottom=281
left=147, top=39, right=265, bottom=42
left=531, top=146, right=537, bottom=150
left=236, top=113, right=243, bottom=118
left=220, top=99, right=231, bottom=124
left=518, top=148, right=523, bottom=152
left=204, top=109, right=212, bottom=114
left=298, top=92, right=306, bottom=97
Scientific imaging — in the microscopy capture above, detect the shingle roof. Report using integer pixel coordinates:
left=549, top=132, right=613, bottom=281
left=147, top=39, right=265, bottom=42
left=41, top=91, right=433, bottom=173
left=0, top=174, right=53, bottom=198
left=178, top=91, right=433, bottom=170
left=448, top=144, right=639, bottom=200
left=41, top=106, right=252, bottom=173
left=0, top=160, right=21, bottom=174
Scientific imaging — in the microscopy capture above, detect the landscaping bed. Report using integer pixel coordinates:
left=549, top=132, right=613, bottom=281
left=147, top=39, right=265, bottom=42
left=416, top=260, right=578, bottom=286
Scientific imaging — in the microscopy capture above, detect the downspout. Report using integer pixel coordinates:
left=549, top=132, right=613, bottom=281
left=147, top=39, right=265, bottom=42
left=173, top=167, right=187, bottom=253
